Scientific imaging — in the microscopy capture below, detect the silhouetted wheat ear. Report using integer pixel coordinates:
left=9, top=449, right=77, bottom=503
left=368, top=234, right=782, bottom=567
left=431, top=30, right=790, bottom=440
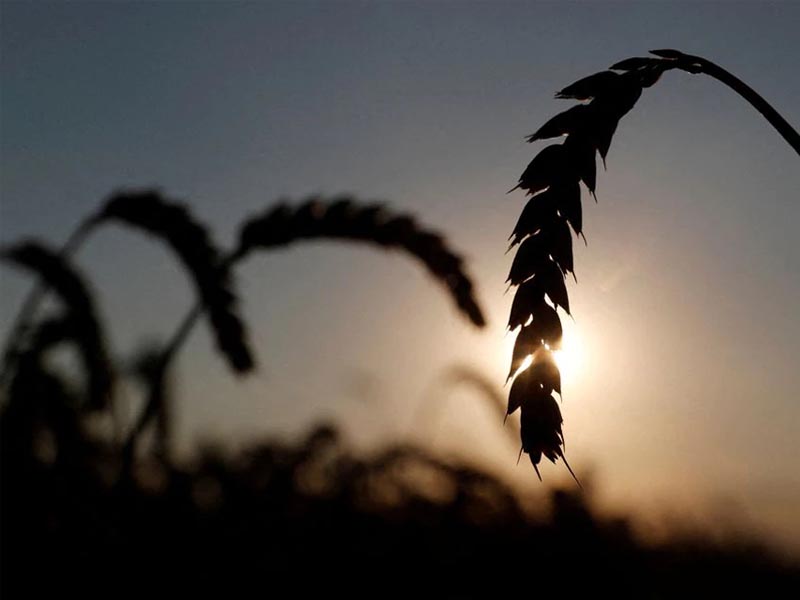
left=234, top=196, right=486, bottom=327
left=93, top=190, right=254, bottom=373
left=507, top=60, right=664, bottom=482
left=0, top=241, right=113, bottom=410
left=508, top=50, right=800, bottom=482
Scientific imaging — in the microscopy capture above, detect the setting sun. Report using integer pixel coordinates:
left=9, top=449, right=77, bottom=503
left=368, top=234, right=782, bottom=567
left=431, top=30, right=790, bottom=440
left=552, top=322, right=585, bottom=383
left=503, top=317, right=586, bottom=385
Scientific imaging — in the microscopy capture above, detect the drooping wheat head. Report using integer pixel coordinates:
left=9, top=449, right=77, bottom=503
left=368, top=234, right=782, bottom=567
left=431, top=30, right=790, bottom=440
left=235, top=196, right=486, bottom=327
left=117, top=194, right=487, bottom=463
left=506, top=57, right=667, bottom=482
left=507, top=49, right=800, bottom=481
left=93, top=190, right=254, bottom=373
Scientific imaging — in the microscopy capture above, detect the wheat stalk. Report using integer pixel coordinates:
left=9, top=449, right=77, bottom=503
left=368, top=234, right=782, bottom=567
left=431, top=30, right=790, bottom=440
left=120, top=195, right=487, bottom=464
left=1, top=241, right=114, bottom=411
left=121, top=342, right=172, bottom=467
left=92, top=190, right=254, bottom=373
left=507, top=50, right=799, bottom=481
left=1, top=190, right=254, bottom=385
left=159, top=195, right=485, bottom=375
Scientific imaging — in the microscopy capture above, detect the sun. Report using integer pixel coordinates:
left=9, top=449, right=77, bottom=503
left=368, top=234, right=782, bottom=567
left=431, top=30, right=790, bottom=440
left=552, top=321, right=585, bottom=382
left=503, top=318, right=586, bottom=385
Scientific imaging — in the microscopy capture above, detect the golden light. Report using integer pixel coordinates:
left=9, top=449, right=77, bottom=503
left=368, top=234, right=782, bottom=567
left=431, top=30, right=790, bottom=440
left=503, top=319, right=586, bottom=385
left=512, top=354, right=534, bottom=380
left=552, top=321, right=585, bottom=382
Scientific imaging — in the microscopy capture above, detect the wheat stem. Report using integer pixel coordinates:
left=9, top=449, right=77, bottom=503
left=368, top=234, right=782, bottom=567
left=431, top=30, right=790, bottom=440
left=668, top=51, right=800, bottom=156
left=120, top=281, right=208, bottom=468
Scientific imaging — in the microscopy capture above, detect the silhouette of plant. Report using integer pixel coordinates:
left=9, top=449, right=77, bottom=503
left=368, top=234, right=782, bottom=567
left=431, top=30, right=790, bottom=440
left=1, top=190, right=252, bottom=386
left=507, top=49, right=799, bottom=480
left=5, top=416, right=797, bottom=597
left=93, top=191, right=254, bottom=373
left=158, top=195, right=484, bottom=374
left=234, top=197, right=485, bottom=328
left=124, top=194, right=486, bottom=465
left=125, top=342, right=173, bottom=462
left=1, top=191, right=485, bottom=467
left=1, top=241, right=114, bottom=412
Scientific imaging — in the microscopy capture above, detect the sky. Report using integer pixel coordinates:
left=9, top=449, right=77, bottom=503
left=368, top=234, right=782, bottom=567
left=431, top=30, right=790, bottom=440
left=2, top=1, right=799, bottom=551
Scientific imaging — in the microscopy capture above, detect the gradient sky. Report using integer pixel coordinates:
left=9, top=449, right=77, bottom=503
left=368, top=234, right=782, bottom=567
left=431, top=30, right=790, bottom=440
left=2, top=1, right=799, bottom=551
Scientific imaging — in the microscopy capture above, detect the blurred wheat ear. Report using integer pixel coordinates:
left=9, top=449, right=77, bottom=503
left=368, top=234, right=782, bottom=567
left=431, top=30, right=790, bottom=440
left=119, top=195, right=486, bottom=457
left=1, top=190, right=487, bottom=472
left=1, top=241, right=114, bottom=411
left=234, top=196, right=485, bottom=327
left=0, top=190, right=254, bottom=383
left=507, top=49, right=799, bottom=482
left=92, top=190, right=254, bottom=373
left=163, top=195, right=486, bottom=379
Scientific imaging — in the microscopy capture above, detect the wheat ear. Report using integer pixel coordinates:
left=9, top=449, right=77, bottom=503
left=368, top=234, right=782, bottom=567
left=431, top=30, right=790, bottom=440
left=234, top=196, right=485, bottom=326
left=1, top=241, right=114, bottom=410
left=121, top=196, right=487, bottom=466
left=507, top=50, right=799, bottom=480
left=92, top=190, right=254, bottom=373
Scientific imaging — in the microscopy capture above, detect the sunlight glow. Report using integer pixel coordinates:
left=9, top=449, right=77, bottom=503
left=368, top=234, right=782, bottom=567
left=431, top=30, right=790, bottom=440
left=553, top=324, right=585, bottom=383
left=510, top=354, right=534, bottom=380
left=503, top=321, right=586, bottom=386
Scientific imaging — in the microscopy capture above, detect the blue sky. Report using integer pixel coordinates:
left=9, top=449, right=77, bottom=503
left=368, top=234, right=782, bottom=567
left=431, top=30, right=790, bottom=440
left=2, top=1, right=799, bottom=550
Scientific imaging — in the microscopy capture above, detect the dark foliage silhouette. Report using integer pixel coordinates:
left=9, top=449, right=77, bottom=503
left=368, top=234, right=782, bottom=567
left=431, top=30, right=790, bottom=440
left=506, top=49, right=800, bottom=479
left=3, top=190, right=485, bottom=466
left=1, top=191, right=486, bottom=467
left=3, top=46, right=799, bottom=596
left=2, top=419, right=797, bottom=597
left=1, top=241, right=114, bottom=411
left=2, top=196, right=797, bottom=597
left=0, top=190, right=253, bottom=383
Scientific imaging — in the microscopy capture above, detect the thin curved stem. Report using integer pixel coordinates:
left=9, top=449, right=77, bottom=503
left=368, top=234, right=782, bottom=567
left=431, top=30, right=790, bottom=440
left=122, top=255, right=235, bottom=457
left=672, top=51, right=800, bottom=156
